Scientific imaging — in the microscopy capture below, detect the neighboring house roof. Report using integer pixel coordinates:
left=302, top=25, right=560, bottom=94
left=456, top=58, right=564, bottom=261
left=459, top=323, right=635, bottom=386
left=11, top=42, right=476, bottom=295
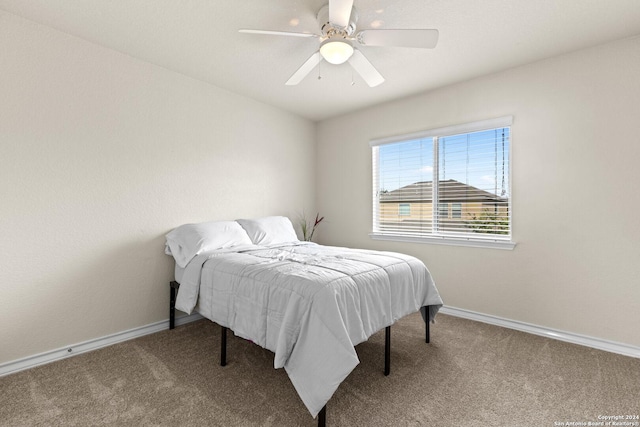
left=380, top=179, right=507, bottom=203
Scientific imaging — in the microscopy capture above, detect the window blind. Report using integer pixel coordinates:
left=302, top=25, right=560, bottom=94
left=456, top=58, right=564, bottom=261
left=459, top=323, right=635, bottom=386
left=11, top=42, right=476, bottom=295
left=371, top=116, right=512, bottom=245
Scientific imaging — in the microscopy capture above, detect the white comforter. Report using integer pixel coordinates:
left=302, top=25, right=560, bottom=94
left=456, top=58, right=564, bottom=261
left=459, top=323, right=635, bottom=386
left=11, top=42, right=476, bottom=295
left=175, top=242, right=442, bottom=418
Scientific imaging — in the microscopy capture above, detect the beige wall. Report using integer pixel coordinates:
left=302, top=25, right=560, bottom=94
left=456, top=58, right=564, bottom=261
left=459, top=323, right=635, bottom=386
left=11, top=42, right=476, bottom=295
left=317, top=36, right=640, bottom=347
left=1, top=8, right=638, bottom=368
left=0, top=12, right=316, bottom=364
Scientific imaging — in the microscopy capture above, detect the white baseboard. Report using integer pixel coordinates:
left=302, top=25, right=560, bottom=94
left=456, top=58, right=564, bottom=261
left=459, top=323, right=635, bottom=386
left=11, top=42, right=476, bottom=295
left=440, top=306, right=640, bottom=359
left=0, top=313, right=203, bottom=378
left=3, top=307, right=638, bottom=378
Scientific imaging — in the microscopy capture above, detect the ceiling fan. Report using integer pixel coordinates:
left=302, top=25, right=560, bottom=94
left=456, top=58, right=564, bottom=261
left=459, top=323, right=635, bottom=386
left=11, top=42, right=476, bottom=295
left=239, top=0, right=438, bottom=87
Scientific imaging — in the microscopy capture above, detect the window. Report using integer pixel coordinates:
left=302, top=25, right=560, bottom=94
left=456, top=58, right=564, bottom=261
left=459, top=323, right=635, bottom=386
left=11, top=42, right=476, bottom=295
left=451, top=203, right=462, bottom=219
left=438, top=203, right=449, bottom=219
left=398, top=203, right=411, bottom=216
left=370, top=116, right=514, bottom=249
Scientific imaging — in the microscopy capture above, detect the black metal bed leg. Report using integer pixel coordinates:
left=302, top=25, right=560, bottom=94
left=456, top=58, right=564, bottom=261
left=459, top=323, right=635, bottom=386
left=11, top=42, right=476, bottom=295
left=220, top=326, right=228, bottom=367
left=426, top=318, right=431, bottom=344
left=384, top=326, right=391, bottom=376
left=318, top=405, right=326, bottom=427
left=169, top=281, right=179, bottom=330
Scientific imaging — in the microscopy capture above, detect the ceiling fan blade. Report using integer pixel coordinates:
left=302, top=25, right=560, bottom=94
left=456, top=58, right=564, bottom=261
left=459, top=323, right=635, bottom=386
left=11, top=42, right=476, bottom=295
left=356, top=29, right=439, bottom=48
left=285, top=52, right=322, bottom=85
left=329, top=0, right=354, bottom=28
left=239, top=29, right=318, bottom=38
left=348, top=49, right=384, bottom=87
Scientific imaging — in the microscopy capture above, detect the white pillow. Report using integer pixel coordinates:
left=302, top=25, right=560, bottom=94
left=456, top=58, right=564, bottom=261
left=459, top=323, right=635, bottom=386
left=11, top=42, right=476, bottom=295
left=165, top=220, right=253, bottom=268
left=236, top=216, right=299, bottom=246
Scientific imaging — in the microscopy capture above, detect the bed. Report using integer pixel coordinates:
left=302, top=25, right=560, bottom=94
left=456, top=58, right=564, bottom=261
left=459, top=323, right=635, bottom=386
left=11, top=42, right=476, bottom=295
left=165, top=216, right=443, bottom=426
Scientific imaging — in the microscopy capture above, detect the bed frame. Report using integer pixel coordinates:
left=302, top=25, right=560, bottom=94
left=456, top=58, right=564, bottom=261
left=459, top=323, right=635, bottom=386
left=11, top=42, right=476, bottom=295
left=169, top=280, right=431, bottom=426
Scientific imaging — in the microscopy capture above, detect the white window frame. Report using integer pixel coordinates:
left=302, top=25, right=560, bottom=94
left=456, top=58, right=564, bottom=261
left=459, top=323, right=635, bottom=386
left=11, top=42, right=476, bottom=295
left=370, top=116, right=515, bottom=250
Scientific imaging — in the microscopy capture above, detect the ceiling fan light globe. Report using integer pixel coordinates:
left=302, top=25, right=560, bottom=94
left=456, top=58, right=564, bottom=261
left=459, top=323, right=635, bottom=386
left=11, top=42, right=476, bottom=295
left=320, top=40, right=354, bottom=64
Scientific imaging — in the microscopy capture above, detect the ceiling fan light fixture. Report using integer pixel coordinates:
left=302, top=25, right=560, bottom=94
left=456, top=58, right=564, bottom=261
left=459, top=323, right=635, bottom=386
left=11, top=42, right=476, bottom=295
left=319, top=39, right=354, bottom=64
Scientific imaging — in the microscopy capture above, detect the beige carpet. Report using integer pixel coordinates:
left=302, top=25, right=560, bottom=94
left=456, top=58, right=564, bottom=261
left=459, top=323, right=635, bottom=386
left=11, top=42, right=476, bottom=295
left=1, top=313, right=639, bottom=426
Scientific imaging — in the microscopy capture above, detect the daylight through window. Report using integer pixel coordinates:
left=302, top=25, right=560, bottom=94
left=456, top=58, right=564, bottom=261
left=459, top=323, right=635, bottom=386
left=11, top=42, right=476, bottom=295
left=370, top=117, right=514, bottom=249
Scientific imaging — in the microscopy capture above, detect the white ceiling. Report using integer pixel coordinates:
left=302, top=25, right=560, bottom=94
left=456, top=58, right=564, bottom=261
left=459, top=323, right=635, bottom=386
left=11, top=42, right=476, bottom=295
left=2, top=0, right=640, bottom=121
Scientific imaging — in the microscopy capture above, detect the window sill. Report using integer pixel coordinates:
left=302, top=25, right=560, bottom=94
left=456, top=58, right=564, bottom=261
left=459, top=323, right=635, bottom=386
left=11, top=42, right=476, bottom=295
left=369, top=232, right=516, bottom=250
